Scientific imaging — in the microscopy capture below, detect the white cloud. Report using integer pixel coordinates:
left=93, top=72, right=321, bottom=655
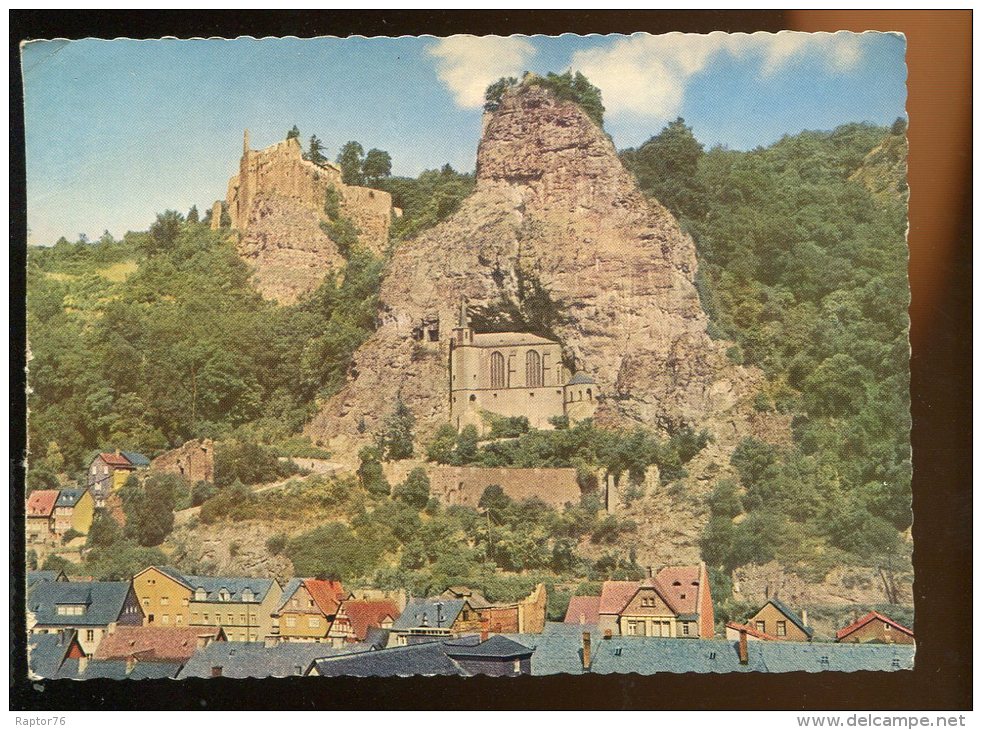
left=428, top=35, right=537, bottom=109
left=570, top=31, right=867, bottom=121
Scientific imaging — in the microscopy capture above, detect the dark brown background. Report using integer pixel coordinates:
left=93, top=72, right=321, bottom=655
left=9, top=10, right=971, bottom=710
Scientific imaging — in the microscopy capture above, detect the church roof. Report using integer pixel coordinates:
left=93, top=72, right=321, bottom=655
left=470, top=332, right=557, bottom=348
left=566, top=372, right=596, bottom=385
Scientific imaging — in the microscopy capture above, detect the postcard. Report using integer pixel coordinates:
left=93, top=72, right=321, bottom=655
left=21, top=30, right=911, bottom=680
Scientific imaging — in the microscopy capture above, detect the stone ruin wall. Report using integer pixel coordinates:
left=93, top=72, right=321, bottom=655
left=226, top=135, right=392, bottom=256
left=150, top=438, right=215, bottom=484
left=428, top=465, right=582, bottom=510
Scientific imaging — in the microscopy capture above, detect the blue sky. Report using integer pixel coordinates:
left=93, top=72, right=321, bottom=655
left=21, top=32, right=906, bottom=245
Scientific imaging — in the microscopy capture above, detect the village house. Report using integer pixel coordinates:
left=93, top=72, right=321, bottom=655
left=27, top=569, right=69, bottom=589
left=438, top=583, right=548, bottom=635
left=131, top=566, right=194, bottom=627
left=447, top=302, right=598, bottom=434
left=26, top=490, right=59, bottom=545
left=732, top=598, right=813, bottom=642
left=326, top=599, right=399, bottom=647
left=27, top=580, right=144, bottom=656
left=27, top=630, right=86, bottom=679
left=836, top=611, right=914, bottom=644
left=94, top=624, right=225, bottom=664
left=187, top=576, right=282, bottom=642
left=87, top=450, right=149, bottom=507
left=132, top=566, right=282, bottom=640
left=590, top=563, right=715, bottom=638
left=53, top=488, right=95, bottom=536
left=273, top=578, right=349, bottom=642
left=389, top=598, right=483, bottom=646
left=178, top=640, right=364, bottom=679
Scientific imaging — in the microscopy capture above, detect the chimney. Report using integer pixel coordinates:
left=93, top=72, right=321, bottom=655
left=126, top=655, right=136, bottom=675
left=646, top=566, right=653, bottom=578
left=603, top=629, right=612, bottom=640
left=197, top=633, right=212, bottom=649
left=801, top=609, right=808, bottom=628
left=738, top=629, right=749, bottom=665
left=264, top=636, right=279, bottom=649
left=480, top=615, right=490, bottom=642
left=581, top=632, right=592, bottom=671
left=211, top=665, right=223, bottom=678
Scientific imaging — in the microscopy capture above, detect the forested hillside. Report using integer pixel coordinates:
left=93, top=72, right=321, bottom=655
left=622, top=119, right=910, bottom=602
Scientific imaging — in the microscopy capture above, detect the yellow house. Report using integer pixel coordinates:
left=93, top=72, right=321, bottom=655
left=273, top=579, right=349, bottom=642
left=131, top=566, right=193, bottom=627
left=186, top=576, right=282, bottom=642
left=53, top=489, right=95, bottom=536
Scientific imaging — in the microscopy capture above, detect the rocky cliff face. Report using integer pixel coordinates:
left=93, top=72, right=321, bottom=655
left=225, top=134, right=393, bottom=304
left=306, top=85, right=775, bottom=456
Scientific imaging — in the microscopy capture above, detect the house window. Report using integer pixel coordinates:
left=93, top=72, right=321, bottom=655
left=142, top=599, right=150, bottom=608
left=884, top=624, right=891, bottom=632
left=513, top=659, right=521, bottom=673
left=308, top=617, right=321, bottom=628
left=182, top=598, right=189, bottom=607
left=192, top=612, right=199, bottom=622
left=240, top=613, right=246, bottom=623
left=204, top=613, right=209, bottom=623
left=219, top=589, right=230, bottom=602
left=682, top=623, right=690, bottom=636
left=525, top=350, right=542, bottom=387
left=286, top=617, right=297, bottom=628
left=776, top=621, right=787, bottom=637
left=160, top=596, right=169, bottom=606
left=227, top=614, right=234, bottom=624
left=176, top=615, right=183, bottom=625
left=242, top=589, right=253, bottom=602
left=162, top=615, right=170, bottom=624
left=292, top=599, right=298, bottom=608
left=490, top=351, right=506, bottom=389
left=86, top=630, right=95, bottom=642
left=756, top=620, right=766, bottom=634
left=195, top=589, right=207, bottom=601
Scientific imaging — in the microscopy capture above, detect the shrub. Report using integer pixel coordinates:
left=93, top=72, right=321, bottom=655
left=266, top=533, right=288, bottom=555
left=393, top=467, right=430, bottom=510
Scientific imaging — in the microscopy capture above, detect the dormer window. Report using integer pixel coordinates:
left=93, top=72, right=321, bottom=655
left=241, top=589, right=254, bottom=602
left=218, top=589, right=230, bottom=602
left=56, top=604, right=85, bottom=616
left=672, top=581, right=682, bottom=587
left=195, top=588, right=207, bottom=601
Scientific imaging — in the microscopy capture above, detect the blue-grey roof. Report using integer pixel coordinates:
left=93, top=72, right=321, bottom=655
left=55, top=488, right=87, bottom=507
left=178, top=640, right=365, bottom=679
left=755, top=641, right=914, bottom=673
left=767, top=598, right=814, bottom=638
left=444, top=634, right=533, bottom=659
left=310, top=636, right=481, bottom=677
left=120, top=451, right=151, bottom=467
left=276, top=578, right=303, bottom=612
left=391, top=598, right=466, bottom=631
left=185, top=575, right=276, bottom=603
left=27, top=570, right=64, bottom=588
left=566, top=372, right=596, bottom=385
left=499, top=623, right=914, bottom=675
left=28, top=632, right=78, bottom=679
left=57, top=659, right=183, bottom=680
left=28, top=581, right=131, bottom=627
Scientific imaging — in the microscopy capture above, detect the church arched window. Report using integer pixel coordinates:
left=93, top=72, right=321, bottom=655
left=525, top=350, right=542, bottom=387
left=490, top=351, right=505, bottom=389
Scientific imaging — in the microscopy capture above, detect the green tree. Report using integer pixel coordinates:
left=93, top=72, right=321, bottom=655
left=286, top=522, right=384, bottom=580
left=307, top=135, right=327, bottom=165
left=145, top=210, right=184, bottom=255
left=454, top=425, right=479, bottom=464
left=393, top=466, right=430, bottom=509
left=186, top=205, right=199, bottom=224
left=337, top=141, right=365, bottom=185
left=621, top=117, right=707, bottom=220
left=357, top=446, right=390, bottom=497
left=362, top=148, right=392, bottom=185
left=287, top=125, right=301, bottom=141
left=484, top=76, right=518, bottom=111
left=426, top=423, right=458, bottom=464
left=87, top=511, right=122, bottom=549
left=376, top=398, right=415, bottom=460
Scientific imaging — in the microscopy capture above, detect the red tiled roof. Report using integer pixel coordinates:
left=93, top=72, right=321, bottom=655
left=598, top=581, right=641, bottom=615
left=726, top=621, right=778, bottom=641
left=99, top=452, right=133, bottom=467
left=836, top=611, right=914, bottom=641
left=656, top=565, right=702, bottom=615
left=338, top=599, right=399, bottom=641
left=95, top=625, right=224, bottom=662
left=563, top=595, right=601, bottom=624
left=27, top=490, right=59, bottom=517
left=305, top=579, right=347, bottom=616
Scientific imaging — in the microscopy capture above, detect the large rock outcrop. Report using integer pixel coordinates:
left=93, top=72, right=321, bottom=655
left=306, top=84, right=770, bottom=451
left=224, top=132, right=393, bottom=304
